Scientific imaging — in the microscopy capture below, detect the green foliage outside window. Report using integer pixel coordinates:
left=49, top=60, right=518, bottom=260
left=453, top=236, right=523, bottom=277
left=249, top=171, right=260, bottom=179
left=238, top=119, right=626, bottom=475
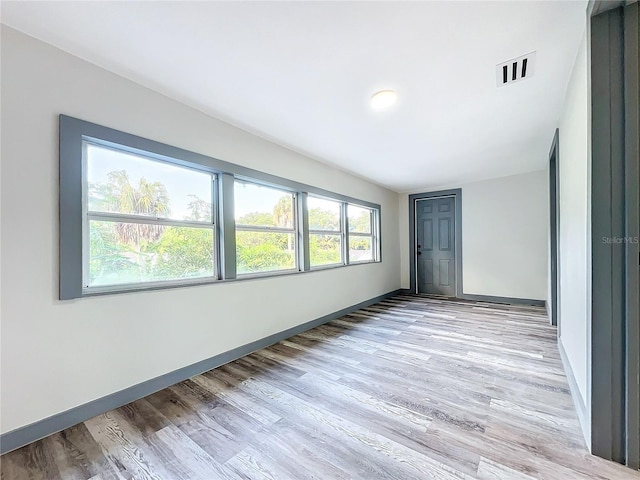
left=236, top=230, right=295, bottom=273
left=88, top=171, right=214, bottom=286
left=88, top=172, right=375, bottom=286
left=309, top=233, right=341, bottom=266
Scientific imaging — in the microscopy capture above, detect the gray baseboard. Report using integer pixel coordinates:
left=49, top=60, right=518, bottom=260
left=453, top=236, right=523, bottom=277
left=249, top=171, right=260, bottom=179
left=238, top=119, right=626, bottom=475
left=558, top=337, right=591, bottom=449
left=0, top=289, right=403, bottom=455
left=461, top=293, right=545, bottom=307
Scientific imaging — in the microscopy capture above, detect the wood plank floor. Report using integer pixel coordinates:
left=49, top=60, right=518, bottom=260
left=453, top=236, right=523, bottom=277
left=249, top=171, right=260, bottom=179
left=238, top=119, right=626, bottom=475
left=2, top=295, right=638, bottom=480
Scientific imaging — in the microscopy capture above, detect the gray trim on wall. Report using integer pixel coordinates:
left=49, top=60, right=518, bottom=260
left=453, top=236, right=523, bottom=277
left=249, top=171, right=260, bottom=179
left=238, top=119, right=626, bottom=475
left=591, top=6, right=626, bottom=463
left=408, top=189, right=463, bottom=297
left=0, top=289, right=405, bottom=455
left=549, top=129, right=560, bottom=327
left=461, top=294, right=545, bottom=307
left=591, top=3, right=640, bottom=468
left=588, top=0, right=628, bottom=17
left=59, top=115, right=85, bottom=300
left=623, top=1, right=640, bottom=469
left=58, top=115, right=382, bottom=299
left=218, top=173, right=236, bottom=280
left=298, top=192, right=311, bottom=272
left=60, top=116, right=381, bottom=210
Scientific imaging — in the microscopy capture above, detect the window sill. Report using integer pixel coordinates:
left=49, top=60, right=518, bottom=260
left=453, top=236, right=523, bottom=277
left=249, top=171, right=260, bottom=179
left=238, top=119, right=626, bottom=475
left=235, top=268, right=300, bottom=280
left=74, top=260, right=382, bottom=298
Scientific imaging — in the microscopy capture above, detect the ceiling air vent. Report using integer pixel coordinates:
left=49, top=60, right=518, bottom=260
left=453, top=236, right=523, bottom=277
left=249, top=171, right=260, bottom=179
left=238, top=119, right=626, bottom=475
left=496, top=52, right=536, bottom=87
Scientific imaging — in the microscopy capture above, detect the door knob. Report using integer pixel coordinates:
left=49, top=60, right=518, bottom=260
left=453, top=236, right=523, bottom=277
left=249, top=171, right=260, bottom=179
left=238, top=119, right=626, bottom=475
left=417, top=252, right=422, bottom=255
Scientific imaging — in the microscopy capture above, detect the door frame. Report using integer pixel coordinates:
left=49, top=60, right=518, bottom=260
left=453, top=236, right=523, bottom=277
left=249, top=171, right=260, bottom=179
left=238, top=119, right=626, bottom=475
left=549, top=129, right=560, bottom=327
left=623, top=3, right=639, bottom=468
left=409, top=189, right=463, bottom=296
left=590, top=1, right=639, bottom=468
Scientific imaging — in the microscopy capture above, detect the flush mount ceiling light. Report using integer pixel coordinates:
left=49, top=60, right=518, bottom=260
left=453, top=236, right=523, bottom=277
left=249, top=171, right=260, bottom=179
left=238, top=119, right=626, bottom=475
left=370, top=90, right=397, bottom=110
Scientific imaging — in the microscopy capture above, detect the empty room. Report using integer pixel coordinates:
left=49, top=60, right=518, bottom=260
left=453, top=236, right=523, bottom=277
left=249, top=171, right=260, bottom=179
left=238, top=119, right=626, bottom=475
left=1, top=1, right=638, bottom=479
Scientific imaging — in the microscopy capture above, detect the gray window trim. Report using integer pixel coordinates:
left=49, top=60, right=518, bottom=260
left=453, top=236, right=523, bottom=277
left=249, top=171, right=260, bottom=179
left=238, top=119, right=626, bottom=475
left=218, top=173, right=236, bottom=280
left=343, top=202, right=351, bottom=265
left=298, top=192, right=311, bottom=272
left=408, top=189, right=463, bottom=297
left=59, top=115, right=381, bottom=299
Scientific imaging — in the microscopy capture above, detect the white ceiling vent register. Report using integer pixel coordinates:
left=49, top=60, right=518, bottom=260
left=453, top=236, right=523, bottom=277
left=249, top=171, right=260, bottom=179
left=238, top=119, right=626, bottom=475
left=496, top=52, right=536, bottom=87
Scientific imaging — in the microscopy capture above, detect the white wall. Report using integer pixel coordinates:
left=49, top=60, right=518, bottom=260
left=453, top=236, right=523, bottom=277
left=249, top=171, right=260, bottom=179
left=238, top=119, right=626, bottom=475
left=556, top=28, right=591, bottom=443
left=399, top=171, right=549, bottom=300
left=0, top=27, right=401, bottom=435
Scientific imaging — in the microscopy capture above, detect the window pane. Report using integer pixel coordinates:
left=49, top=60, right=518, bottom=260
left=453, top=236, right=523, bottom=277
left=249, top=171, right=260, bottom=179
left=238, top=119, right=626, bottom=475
left=348, top=205, right=372, bottom=234
left=349, top=236, right=374, bottom=262
left=236, top=231, right=296, bottom=274
left=235, top=181, right=295, bottom=229
left=310, top=234, right=342, bottom=267
left=308, top=197, right=341, bottom=231
left=88, top=220, right=214, bottom=287
left=86, top=143, right=213, bottom=222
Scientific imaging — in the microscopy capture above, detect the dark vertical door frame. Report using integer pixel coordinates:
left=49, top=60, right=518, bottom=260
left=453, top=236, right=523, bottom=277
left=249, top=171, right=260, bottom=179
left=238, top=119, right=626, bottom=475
left=591, top=5, right=625, bottom=465
left=623, top=2, right=639, bottom=470
left=549, top=129, right=560, bottom=327
left=590, top=2, right=640, bottom=469
left=409, top=189, right=463, bottom=297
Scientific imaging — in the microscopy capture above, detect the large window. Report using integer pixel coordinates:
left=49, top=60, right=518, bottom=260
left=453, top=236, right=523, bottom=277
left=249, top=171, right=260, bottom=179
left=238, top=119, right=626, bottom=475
left=347, top=204, right=376, bottom=263
left=84, top=142, right=215, bottom=290
left=234, top=181, right=297, bottom=274
left=308, top=196, right=343, bottom=267
left=59, top=115, right=381, bottom=299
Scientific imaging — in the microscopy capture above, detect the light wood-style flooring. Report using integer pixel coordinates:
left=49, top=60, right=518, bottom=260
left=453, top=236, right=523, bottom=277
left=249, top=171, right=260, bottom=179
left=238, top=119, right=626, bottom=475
left=2, top=295, right=638, bottom=479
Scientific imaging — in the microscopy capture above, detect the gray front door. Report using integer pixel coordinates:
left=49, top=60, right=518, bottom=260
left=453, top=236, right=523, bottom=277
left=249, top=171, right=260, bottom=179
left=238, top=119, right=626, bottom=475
left=416, top=197, right=456, bottom=296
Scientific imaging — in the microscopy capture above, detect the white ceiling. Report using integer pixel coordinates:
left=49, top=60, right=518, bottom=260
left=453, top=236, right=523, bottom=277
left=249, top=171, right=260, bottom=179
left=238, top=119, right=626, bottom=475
left=1, top=1, right=586, bottom=192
